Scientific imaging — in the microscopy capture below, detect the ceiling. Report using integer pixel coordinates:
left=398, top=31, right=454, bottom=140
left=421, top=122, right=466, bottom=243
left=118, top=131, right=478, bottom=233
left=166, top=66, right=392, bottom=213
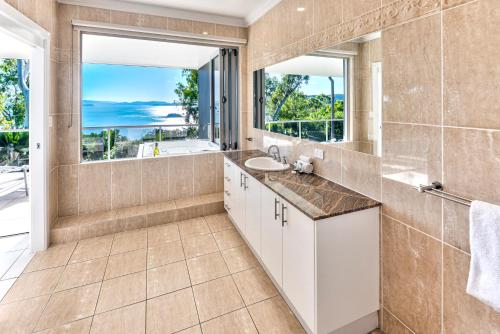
left=266, top=55, right=344, bottom=77
left=60, top=0, right=282, bottom=26
left=82, top=34, right=219, bottom=69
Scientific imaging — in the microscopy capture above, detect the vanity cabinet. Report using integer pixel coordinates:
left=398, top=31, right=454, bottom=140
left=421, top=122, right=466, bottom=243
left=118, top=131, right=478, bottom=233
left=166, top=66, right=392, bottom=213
left=223, top=157, right=380, bottom=334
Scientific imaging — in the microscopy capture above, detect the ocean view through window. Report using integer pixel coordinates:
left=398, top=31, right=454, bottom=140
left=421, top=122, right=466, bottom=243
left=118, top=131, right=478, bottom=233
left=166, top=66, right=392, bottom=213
left=81, top=34, right=222, bottom=162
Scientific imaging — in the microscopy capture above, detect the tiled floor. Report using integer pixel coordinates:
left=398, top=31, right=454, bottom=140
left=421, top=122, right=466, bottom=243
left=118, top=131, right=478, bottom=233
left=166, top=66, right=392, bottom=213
left=0, top=171, right=30, bottom=237
left=0, top=213, right=306, bottom=333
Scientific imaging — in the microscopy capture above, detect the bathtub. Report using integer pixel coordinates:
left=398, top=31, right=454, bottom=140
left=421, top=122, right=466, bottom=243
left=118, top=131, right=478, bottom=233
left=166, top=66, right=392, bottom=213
left=138, top=139, right=220, bottom=158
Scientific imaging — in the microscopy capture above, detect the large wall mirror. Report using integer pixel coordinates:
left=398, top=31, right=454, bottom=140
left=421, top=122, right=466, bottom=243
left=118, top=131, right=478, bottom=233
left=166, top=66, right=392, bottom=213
left=253, top=31, right=383, bottom=156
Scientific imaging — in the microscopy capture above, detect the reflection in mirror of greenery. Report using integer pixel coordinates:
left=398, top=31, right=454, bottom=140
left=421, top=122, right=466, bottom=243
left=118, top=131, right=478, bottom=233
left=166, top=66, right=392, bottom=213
left=265, top=74, right=344, bottom=123
left=81, top=129, right=108, bottom=161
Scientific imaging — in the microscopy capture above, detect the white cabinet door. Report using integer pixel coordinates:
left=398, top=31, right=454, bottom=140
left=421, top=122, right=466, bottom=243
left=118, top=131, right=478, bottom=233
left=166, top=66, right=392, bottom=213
left=223, top=159, right=234, bottom=213
left=230, top=165, right=246, bottom=232
left=260, top=185, right=283, bottom=287
left=244, top=175, right=261, bottom=255
left=282, top=200, right=315, bottom=331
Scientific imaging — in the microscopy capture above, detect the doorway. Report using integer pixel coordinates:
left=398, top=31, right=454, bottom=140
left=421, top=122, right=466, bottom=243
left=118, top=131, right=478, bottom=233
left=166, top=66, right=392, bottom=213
left=0, top=2, right=50, bottom=252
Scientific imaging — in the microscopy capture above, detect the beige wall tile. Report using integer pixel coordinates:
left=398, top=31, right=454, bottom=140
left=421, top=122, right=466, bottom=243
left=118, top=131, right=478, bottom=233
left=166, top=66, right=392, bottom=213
left=382, top=123, right=442, bottom=186
left=111, top=160, right=142, bottom=209
left=110, top=10, right=141, bottom=26
left=443, top=128, right=500, bottom=204
left=383, top=14, right=441, bottom=125
left=78, top=163, right=111, bottom=214
left=193, top=21, right=215, bottom=35
left=381, top=308, right=412, bottom=334
left=443, top=201, right=470, bottom=253
left=56, top=114, right=80, bottom=165
left=142, top=157, right=169, bottom=204
left=139, top=14, right=167, bottom=29
left=313, top=0, right=342, bottom=33
left=58, top=165, right=78, bottom=217
left=443, top=245, right=500, bottom=332
left=78, top=5, right=110, bottom=22
left=169, top=155, right=194, bottom=200
left=342, top=0, right=379, bottom=21
left=56, top=3, right=77, bottom=50
left=382, top=177, right=442, bottom=239
left=443, top=0, right=500, bottom=129
left=168, top=17, right=193, bottom=32
left=382, top=216, right=441, bottom=334
left=215, top=24, right=239, bottom=38
left=341, top=149, right=381, bottom=200
left=194, top=153, right=217, bottom=196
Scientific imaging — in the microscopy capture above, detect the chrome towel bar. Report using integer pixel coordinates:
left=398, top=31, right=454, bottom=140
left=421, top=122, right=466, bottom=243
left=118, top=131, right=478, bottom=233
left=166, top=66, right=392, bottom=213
left=415, top=181, right=472, bottom=207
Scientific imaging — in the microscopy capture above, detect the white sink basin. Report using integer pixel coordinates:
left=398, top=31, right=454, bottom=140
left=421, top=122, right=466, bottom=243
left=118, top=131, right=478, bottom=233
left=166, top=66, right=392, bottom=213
left=244, top=157, right=290, bottom=171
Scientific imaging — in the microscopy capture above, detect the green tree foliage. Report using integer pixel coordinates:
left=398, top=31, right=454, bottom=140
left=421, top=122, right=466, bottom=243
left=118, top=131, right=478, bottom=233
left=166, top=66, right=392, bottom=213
left=265, top=74, right=344, bottom=122
left=0, top=59, right=29, bottom=129
left=175, top=69, right=199, bottom=138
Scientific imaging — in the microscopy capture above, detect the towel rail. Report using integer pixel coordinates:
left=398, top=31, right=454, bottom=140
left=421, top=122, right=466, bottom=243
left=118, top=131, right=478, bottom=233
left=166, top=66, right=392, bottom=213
left=415, top=181, right=472, bottom=207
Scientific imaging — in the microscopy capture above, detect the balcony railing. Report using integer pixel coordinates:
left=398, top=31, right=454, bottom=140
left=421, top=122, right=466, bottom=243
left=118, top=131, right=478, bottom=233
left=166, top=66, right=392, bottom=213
left=82, top=123, right=200, bottom=162
left=266, top=119, right=345, bottom=142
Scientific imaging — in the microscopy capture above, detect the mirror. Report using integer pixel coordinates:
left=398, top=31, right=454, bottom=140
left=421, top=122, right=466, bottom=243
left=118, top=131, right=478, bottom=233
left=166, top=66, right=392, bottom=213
left=253, top=31, right=383, bottom=156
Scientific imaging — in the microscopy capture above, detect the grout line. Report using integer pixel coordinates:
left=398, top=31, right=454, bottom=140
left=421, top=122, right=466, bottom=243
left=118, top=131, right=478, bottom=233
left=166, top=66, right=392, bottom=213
left=382, top=214, right=442, bottom=244
left=440, top=6, right=445, bottom=334
left=383, top=307, right=416, bottom=334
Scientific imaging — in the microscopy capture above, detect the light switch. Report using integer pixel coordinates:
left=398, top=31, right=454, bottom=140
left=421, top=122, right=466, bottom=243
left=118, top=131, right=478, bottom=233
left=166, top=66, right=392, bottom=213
left=314, top=148, right=324, bottom=160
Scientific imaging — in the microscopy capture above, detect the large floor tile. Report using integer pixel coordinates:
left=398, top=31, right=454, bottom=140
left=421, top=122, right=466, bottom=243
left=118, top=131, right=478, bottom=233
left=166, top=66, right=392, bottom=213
left=205, top=214, right=233, bottom=233
left=55, top=257, right=107, bottom=292
left=186, top=252, right=229, bottom=285
left=232, top=267, right=278, bottom=306
left=25, top=242, right=76, bottom=272
left=2, top=267, right=64, bottom=303
left=192, top=276, right=244, bottom=322
left=201, top=308, right=258, bottom=334
left=0, top=278, right=15, bottom=301
left=69, top=236, right=113, bottom=264
left=176, top=325, right=202, bottom=334
left=247, top=296, right=305, bottom=334
left=2, top=249, right=33, bottom=280
left=110, top=229, right=147, bottom=255
left=36, top=317, right=93, bottom=334
left=0, top=295, right=49, bottom=334
left=221, top=246, right=259, bottom=274
left=147, top=224, right=180, bottom=247
left=35, top=283, right=101, bottom=332
left=146, top=288, right=199, bottom=334
left=147, top=241, right=185, bottom=269
left=91, top=302, right=146, bottom=334
left=178, top=218, right=210, bottom=239
left=104, top=248, right=146, bottom=280
left=212, top=230, right=244, bottom=251
left=147, top=261, right=191, bottom=299
left=96, top=271, right=146, bottom=313
left=181, top=234, right=218, bottom=259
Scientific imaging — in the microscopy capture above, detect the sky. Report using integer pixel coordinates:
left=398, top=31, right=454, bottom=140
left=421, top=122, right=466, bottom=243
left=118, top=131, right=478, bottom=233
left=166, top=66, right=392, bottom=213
left=82, top=64, right=185, bottom=102
left=267, top=73, right=345, bottom=96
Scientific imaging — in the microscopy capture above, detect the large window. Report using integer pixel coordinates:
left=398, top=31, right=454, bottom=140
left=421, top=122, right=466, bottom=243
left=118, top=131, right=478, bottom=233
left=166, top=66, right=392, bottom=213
left=80, top=34, right=222, bottom=162
left=254, top=55, right=349, bottom=142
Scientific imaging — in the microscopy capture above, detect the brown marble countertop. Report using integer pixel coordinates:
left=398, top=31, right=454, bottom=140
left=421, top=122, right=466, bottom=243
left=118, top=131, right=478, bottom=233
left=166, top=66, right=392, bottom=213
left=223, top=150, right=381, bottom=221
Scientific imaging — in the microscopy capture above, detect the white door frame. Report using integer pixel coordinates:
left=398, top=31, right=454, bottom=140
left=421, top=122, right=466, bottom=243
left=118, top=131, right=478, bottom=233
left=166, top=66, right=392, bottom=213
left=0, top=1, right=51, bottom=251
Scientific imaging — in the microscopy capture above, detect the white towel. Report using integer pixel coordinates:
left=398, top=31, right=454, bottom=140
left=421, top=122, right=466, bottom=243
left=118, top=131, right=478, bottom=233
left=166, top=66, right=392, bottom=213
left=466, top=200, right=500, bottom=312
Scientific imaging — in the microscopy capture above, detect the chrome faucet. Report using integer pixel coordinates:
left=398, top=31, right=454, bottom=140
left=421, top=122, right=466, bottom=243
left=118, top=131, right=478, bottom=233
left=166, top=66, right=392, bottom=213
left=267, top=145, right=281, bottom=161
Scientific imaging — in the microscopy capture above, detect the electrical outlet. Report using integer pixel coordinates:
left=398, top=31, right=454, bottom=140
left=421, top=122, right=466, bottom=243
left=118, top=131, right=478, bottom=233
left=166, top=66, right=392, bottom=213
left=314, top=148, right=324, bottom=160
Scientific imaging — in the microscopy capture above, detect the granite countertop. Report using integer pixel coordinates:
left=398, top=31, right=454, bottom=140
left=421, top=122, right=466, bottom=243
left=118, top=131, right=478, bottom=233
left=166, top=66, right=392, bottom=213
left=223, top=150, right=381, bottom=221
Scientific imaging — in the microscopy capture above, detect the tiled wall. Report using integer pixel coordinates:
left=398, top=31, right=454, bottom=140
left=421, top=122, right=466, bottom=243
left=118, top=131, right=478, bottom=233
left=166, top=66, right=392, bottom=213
left=245, top=0, right=500, bottom=333
left=57, top=153, right=224, bottom=217
left=53, top=4, right=247, bottom=219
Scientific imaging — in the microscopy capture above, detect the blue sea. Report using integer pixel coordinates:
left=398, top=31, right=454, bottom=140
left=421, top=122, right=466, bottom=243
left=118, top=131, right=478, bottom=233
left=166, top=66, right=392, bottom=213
left=82, top=101, right=186, bottom=128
